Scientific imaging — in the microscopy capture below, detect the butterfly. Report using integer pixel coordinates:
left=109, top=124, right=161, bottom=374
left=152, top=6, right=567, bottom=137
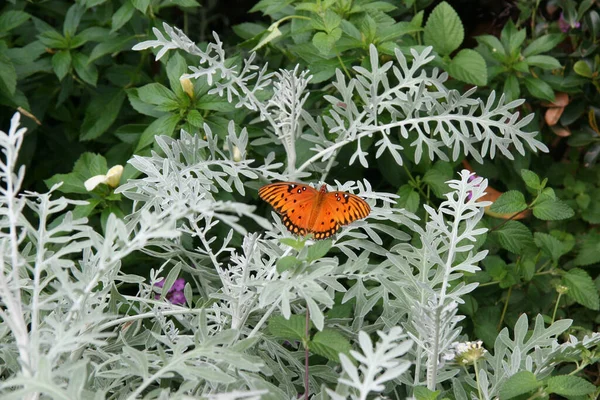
left=259, top=182, right=371, bottom=240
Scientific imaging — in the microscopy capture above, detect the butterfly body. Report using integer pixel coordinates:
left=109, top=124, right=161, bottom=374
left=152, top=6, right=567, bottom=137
left=259, top=182, right=370, bottom=239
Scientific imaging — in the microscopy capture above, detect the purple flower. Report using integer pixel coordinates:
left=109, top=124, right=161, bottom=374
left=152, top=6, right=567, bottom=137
left=466, top=173, right=480, bottom=201
left=558, top=13, right=580, bottom=33
left=154, top=277, right=187, bottom=305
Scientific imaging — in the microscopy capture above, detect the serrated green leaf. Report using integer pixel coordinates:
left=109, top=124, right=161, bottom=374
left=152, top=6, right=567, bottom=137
left=81, top=89, right=125, bottom=141
left=310, top=329, right=351, bottom=362
left=499, top=371, right=540, bottom=399
left=533, top=232, right=564, bottom=263
left=268, top=315, right=309, bottom=341
left=413, top=386, right=440, bottom=400
left=522, top=34, right=565, bottom=57
left=546, top=375, right=596, bottom=396
left=532, top=199, right=574, bottom=220
left=521, top=169, right=541, bottom=190
left=423, top=161, right=453, bottom=198
left=89, top=36, right=134, bottom=63
left=423, top=1, right=464, bottom=56
left=52, top=50, right=71, bottom=81
left=562, top=268, right=599, bottom=310
left=312, top=29, right=341, bottom=55
left=396, top=184, right=420, bottom=213
left=524, top=77, right=555, bottom=102
left=489, top=190, right=527, bottom=214
left=493, top=220, right=534, bottom=254
left=276, top=256, right=300, bottom=273
left=38, top=30, right=68, bottom=48
left=501, top=21, right=526, bottom=59
left=307, top=240, right=332, bottom=262
left=166, top=52, right=188, bottom=98
left=131, top=0, right=150, bottom=13
left=574, top=232, right=600, bottom=266
left=448, top=49, right=487, bottom=85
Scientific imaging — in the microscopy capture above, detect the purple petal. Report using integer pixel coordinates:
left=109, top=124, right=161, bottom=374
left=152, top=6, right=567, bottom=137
left=171, top=278, right=186, bottom=292
left=168, top=291, right=186, bottom=305
left=154, top=278, right=165, bottom=288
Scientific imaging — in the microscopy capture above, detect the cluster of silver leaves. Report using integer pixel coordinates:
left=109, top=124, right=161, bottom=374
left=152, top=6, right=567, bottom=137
left=0, top=23, right=597, bottom=400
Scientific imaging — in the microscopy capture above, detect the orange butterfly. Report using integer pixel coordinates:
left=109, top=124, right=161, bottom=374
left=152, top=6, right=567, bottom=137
left=259, top=182, right=371, bottom=240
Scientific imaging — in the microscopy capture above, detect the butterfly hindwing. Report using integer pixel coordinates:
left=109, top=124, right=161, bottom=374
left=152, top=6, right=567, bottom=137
left=325, top=191, right=371, bottom=225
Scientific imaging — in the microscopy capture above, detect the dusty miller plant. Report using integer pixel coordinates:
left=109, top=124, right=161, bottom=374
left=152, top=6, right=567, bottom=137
left=0, top=23, right=597, bottom=400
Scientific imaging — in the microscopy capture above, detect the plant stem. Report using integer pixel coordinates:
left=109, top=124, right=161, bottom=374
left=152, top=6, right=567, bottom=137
left=497, top=285, right=513, bottom=331
left=474, top=358, right=483, bottom=400
left=304, top=306, right=310, bottom=400
left=551, top=292, right=563, bottom=324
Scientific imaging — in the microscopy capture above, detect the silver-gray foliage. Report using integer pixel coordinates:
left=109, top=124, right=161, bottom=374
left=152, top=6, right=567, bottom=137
left=0, top=22, right=596, bottom=400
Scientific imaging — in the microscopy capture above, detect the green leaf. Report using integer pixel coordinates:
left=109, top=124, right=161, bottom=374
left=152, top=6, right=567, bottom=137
left=503, top=74, right=520, bottom=102
left=81, top=89, right=126, bottom=141
left=573, top=60, right=593, bottom=78
left=546, top=375, right=596, bottom=396
left=159, top=264, right=182, bottom=301
left=131, top=0, right=150, bottom=13
left=499, top=371, right=541, bottom=399
left=0, top=10, right=31, bottom=33
left=310, top=329, right=351, bottom=362
left=307, top=240, right=333, bottom=262
left=522, top=34, right=565, bottom=57
left=448, top=49, right=487, bottom=85
left=574, top=232, right=600, bottom=266
left=396, top=184, right=420, bottom=214
left=135, top=114, right=180, bottom=151
left=312, top=28, right=342, bottom=55
left=166, top=53, right=188, bottom=98
left=0, top=53, right=17, bottom=95
left=562, top=268, right=599, bottom=310
left=413, top=386, right=440, bottom=400
left=38, top=30, right=68, bottom=48
left=493, top=221, right=534, bottom=254
left=322, top=10, right=342, bottom=32
left=63, top=3, right=86, bottom=37
left=137, top=83, right=178, bottom=106
left=72, top=52, right=98, bottom=86
left=89, top=36, right=134, bottom=63
left=52, top=50, right=71, bottom=81
left=489, top=190, right=527, bottom=214
left=423, top=1, right=464, bottom=56
left=500, top=21, right=526, bottom=59
left=276, top=256, right=300, bottom=273
left=525, top=55, right=561, bottom=70
left=111, top=1, right=135, bottom=32
left=476, top=35, right=507, bottom=60
left=532, top=199, right=574, bottom=220
left=44, top=153, right=107, bottom=194
left=268, top=315, right=308, bottom=341
left=523, top=77, right=555, bottom=102
left=72, top=198, right=102, bottom=219
left=521, top=169, right=541, bottom=190
left=533, top=232, right=564, bottom=263
left=423, top=161, right=453, bottom=198
left=279, top=237, right=306, bottom=251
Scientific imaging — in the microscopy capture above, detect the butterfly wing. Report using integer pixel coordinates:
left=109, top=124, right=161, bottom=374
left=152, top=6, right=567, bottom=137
left=306, top=191, right=371, bottom=240
left=259, top=182, right=319, bottom=235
